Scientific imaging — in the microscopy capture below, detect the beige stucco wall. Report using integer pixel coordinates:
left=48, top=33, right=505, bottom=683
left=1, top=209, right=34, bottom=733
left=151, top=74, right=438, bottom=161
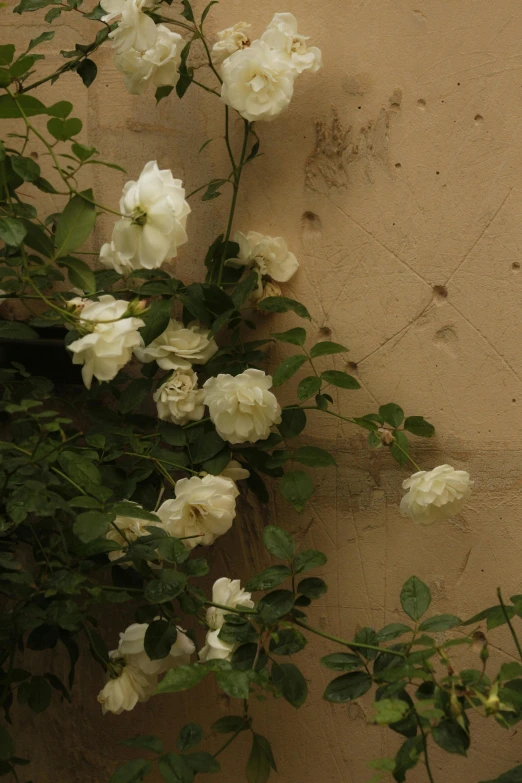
left=5, top=0, right=522, bottom=780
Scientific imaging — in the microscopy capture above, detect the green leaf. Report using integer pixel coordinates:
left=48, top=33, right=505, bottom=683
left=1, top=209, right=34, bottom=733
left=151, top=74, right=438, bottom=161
left=11, top=155, right=40, bottom=182
left=155, top=664, right=206, bottom=694
left=297, top=376, right=321, bottom=400
left=72, top=141, right=97, bottom=161
left=73, top=510, right=113, bottom=543
left=371, top=698, right=409, bottom=726
left=0, top=726, right=13, bottom=761
left=144, top=620, right=177, bottom=661
left=377, top=623, right=412, bottom=642
left=293, top=549, right=327, bottom=573
left=20, top=675, right=52, bottom=713
left=262, top=526, right=295, bottom=560
left=0, top=45, right=15, bottom=66
left=293, top=446, right=335, bottom=468
left=145, top=571, right=187, bottom=603
left=403, top=416, right=435, bottom=437
left=393, top=737, right=423, bottom=783
left=119, top=378, right=152, bottom=415
left=47, top=116, right=82, bottom=141
left=180, top=0, right=194, bottom=21
left=272, top=327, right=306, bottom=346
left=418, top=614, right=461, bottom=632
left=27, top=30, right=55, bottom=50
left=481, top=766, right=522, bottom=783
left=271, top=662, right=307, bottom=708
left=278, top=408, right=306, bottom=439
left=310, top=341, right=348, bottom=358
left=0, top=320, right=37, bottom=339
left=379, top=403, right=404, bottom=428
left=390, top=430, right=410, bottom=466
left=257, top=590, right=295, bottom=623
left=0, top=94, right=47, bottom=118
left=400, top=576, right=431, bottom=622
left=215, top=669, right=250, bottom=699
left=297, top=577, right=327, bottom=599
left=462, top=604, right=515, bottom=631
left=120, top=735, right=164, bottom=754
left=139, top=298, right=172, bottom=346
left=272, top=354, right=307, bottom=387
left=323, top=671, right=372, bottom=702
left=58, top=256, right=96, bottom=293
left=184, top=752, right=220, bottom=774
left=177, top=724, right=202, bottom=752
left=246, top=565, right=291, bottom=592
left=77, top=58, right=97, bottom=87
left=158, top=753, right=194, bottom=783
left=45, top=6, right=62, bottom=20
left=246, top=734, right=276, bottom=783
left=258, top=296, right=311, bottom=319
left=109, top=759, right=153, bottom=783
left=320, top=652, right=362, bottom=672
left=499, top=662, right=522, bottom=681
left=0, top=217, right=27, bottom=246
left=432, top=719, right=470, bottom=756
left=279, top=470, right=314, bottom=512
left=46, top=100, right=72, bottom=118
left=231, top=270, right=258, bottom=308
left=54, top=190, right=96, bottom=257
left=320, top=370, right=360, bottom=389
left=200, top=0, right=218, bottom=23
left=211, top=716, right=245, bottom=734
left=269, top=627, right=307, bottom=656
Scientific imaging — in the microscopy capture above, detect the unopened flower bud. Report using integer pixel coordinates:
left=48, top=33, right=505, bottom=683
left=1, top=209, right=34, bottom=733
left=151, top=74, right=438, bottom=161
left=378, top=427, right=394, bottom=445
left=485, top=683, right=500, bottom=715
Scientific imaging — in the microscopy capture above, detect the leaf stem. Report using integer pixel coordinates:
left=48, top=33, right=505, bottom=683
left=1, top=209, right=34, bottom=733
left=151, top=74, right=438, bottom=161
left=497, top=588, right=522, bottom=661
left=294, top=619, right=406, bottom=658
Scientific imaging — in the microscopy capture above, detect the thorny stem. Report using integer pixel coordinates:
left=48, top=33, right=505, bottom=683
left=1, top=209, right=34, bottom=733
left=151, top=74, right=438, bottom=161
left=497, top=588, right=522, bottom=661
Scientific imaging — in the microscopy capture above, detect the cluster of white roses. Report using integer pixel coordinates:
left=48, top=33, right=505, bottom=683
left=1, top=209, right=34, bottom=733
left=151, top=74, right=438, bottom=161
left=215, top=13, right=322, bottom=122
left=97, top=618, right=195, bottom=714
left=101, top=0, right=183, bottom=95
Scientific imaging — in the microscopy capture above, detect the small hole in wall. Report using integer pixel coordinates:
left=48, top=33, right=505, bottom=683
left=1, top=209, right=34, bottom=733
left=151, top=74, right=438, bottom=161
left=30, top=151, right=39, bottom=161
left=395, top=163, right=402, bottom=169
left=512, top=262, right=520, bottom=272
left=320, top=325, right=331, bottom=336
left=433, top=284, right=448, bottom=300
left=417, top=98, right=426, bottom=108
left=347, top=361, right=358, bottom=372
left=436, top=171, right=440, bottom=175
left=512, top=398, right=517, bottom=403
left=358, top=106, right=362, bottom=110
left=474, top=114, right=484, bottom=124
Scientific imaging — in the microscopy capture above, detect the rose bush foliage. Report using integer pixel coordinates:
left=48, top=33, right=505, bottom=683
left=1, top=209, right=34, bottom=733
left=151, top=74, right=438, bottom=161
left=0, top=3, right=516, bottom=783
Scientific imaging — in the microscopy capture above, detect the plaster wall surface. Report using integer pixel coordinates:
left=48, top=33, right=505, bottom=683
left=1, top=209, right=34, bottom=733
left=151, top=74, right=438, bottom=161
left=4, top=1, right=522, bottom=781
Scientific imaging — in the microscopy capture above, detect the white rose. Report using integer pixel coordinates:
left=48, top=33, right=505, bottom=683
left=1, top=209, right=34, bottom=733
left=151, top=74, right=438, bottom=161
left=115, top=25, right=183, bottom=95
left=106, top=161, right=190, bottom=271
left=97, top=652, right=157, bottom=715
left=135, top=319, right=218, bottom=370
left=67, top=295, right=144, bottom=389
left=400, top=464, right=472, bottom=525
left=102, top=0, right=157, bottom=55
left=220, top=459, right=250, bottom=482
left=157, top=475, right=239, bottom=549
left=153, top=368, right=205, bottom=425
left=220, top=40, right=295, bottom=122
left=212, top=22, right=251, bottom=64
left=232, top=230, right=299, bottom=283
left=203, top=368, right=282, bottom=445
left=199, top=577, right=254, bottom=663
left=261, top=12, right=322, bottom=74
left=105, top=510, right=151, bottom=562
left=198, top=629, right=235, bottom=662
left=118, top=620, right=195, bottom=675
left=205, top=577, right=254, bottom=630
left=100, top=240, right=132, bottom=275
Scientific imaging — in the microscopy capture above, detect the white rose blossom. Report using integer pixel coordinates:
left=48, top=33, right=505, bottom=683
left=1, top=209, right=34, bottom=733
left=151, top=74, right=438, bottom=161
left=101, top=161, right=190, bottom=272
left=101, top=0, right=157, bottom=55
left=199, top=578, right=254, bottom=662
left=400, top=464, right=472, bottom=525
left=220, top=40, right=295, bottom=122
left=212, top=22, right=251, bottom=64
left=157, top=475, right=239, bottom=549
left=231, top=231, right=299, bottom=286
left=153, top=368, right=205, bottom=425
left=220, top=459, right=250, bottom=482
left=261, top=12, right=322, bottom=74
left=66, top=295, right=144, bottom=390
left=203, top=368, right=282, bottom=445
left=135, top=319, right=218, bottom=370
left=105, top=509, right=152, bottom=561
left=97, top=651, right=157, bottom=715
left=117, top=620, right=195, bottom=675
left=257, top=280, right=282, bottom=303
left=115, top=25, right=183, bottom=95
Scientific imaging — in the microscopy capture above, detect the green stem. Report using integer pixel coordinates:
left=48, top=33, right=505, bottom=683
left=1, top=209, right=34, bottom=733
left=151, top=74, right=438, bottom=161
left=123, top=451, right=198, bottom=475
left=415, top=712, right=436, bottom=783
left=294, top=619, right=406, bottom=659
left=216, top=120, right=250, bottom=287
left=205, top=601, right=257, bottom=616
left=497, top=588, right=522, bottom=661
left=212, top=722, right=246, bottom=759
